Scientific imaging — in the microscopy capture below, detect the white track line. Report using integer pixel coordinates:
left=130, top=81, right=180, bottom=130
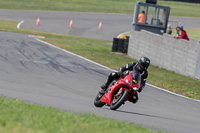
left=17, top=20, right=24, bottom=29
left=147, top=83, right=200, bottom=102
left=35, top=38, right=200, bottom=103
left=35, top=39, right=114, bottom=71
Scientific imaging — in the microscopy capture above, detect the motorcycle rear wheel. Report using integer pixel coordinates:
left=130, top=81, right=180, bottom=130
left=110, top=89, right=129, bottom=110
left=94, top=92, right=105, bottom=107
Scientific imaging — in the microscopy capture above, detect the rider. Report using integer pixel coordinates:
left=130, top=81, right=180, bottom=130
left=100, top=56, right=150, bottom=103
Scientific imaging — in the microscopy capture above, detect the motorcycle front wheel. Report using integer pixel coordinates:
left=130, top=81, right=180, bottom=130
left=94, top=92, right=105, bottom=108
left=110, top=89, right=129, bottom=110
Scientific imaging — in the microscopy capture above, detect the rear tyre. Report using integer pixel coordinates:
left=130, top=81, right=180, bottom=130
left=110, top=89, right=129, bottom=110
left=94, top=92, right=105, bottom=108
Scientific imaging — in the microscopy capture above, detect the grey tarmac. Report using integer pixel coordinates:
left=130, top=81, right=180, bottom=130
left=0, top=31, right=199, bottom=133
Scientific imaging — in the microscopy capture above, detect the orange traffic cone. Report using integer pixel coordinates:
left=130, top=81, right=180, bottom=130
left=69, top=19, right=73, bottom=27
left=36, top=17, right=40, bottom=26
left=98, top=21, right=102, bottom=29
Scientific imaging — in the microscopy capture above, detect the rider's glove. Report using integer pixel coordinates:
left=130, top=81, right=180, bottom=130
left=117, top=71, right=124, bottom=76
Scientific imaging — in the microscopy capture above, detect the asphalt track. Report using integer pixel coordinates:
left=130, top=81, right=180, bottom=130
left=0, top=10, right=200, bottom=133
left=0, top=9, right=200, bottom=40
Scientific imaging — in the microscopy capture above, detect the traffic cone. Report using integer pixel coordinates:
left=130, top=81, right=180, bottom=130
left=69, top=19, right=73, bottom=27
left=36, top=17, right=40, bottom=26
left=98, top=21, right=102, bottom=29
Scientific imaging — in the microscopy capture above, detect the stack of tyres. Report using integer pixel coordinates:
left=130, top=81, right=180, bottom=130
left=112, top=37, right=129, bottom=53
left=112, top=38, right=119, bottom=52
left=123, top=36, right=129, bottom=53
left=118, top=39, right=125, bottom=52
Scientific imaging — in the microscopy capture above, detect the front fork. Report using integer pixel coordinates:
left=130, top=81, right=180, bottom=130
left=117, top=87, right=136, bottom=102
left=117, top=87, right=130, bottom=95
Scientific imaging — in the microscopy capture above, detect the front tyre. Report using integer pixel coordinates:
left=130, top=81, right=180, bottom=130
left=94, top=92, right=105, bottom=108
left=110, top=89, right=129, bottom=110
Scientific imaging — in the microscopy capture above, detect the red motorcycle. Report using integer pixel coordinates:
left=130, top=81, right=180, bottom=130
left=94, top=70, right=141, bottom=110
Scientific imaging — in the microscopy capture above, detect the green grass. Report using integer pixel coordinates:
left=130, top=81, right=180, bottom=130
left=0, top=0, right=199, bottom=17
left=185, top=28, right=200, bottom=40
left=0, top=21, right=165, bottom=133
left=0, top=1, right=199, bottom=132
left=45, top=37, right=200, bottom=100
left=159, top=0, right=200, bottom=17
left=0, top=97, right=163, bottom=133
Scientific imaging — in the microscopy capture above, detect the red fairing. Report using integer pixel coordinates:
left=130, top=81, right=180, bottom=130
left=101, top=71, right=140, bottom=105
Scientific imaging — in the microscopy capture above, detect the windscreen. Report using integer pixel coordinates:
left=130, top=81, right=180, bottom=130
left=131, top=69, right=141, bottom=84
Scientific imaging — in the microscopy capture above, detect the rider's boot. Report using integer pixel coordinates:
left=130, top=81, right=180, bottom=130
left=99, top=83, right=108, bottom=95
left=99, top=73, right=115, bottom=94
left=129, top=92, right=138, bottom=104
left=129, top=97, right=138, bottom=104
left=101, top=82, right=108, bottom=90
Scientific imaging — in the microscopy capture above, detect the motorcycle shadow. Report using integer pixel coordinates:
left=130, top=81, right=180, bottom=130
left=103, top=108, right=179, bottom=121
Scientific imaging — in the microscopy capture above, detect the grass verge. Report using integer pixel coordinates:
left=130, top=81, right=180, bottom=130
left=184, top=28, right=200, bottom=40
left=0, top=0, right=199, bottom=17
left=0, top=97, right=163, bottom=133
left=0, top=20, right=199, bottom=100
left=45, top=37, right=200, bottom=100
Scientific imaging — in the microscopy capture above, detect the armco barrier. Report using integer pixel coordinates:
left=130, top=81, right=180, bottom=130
left=128, top=30, right=200, bottom=79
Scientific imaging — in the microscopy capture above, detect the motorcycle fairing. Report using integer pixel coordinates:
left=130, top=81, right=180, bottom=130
left=101, top=71, right=140, bottom=105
